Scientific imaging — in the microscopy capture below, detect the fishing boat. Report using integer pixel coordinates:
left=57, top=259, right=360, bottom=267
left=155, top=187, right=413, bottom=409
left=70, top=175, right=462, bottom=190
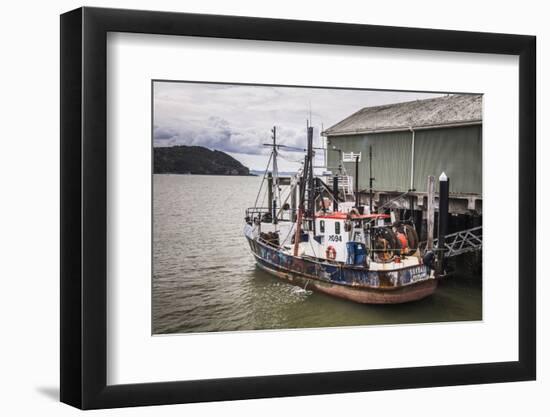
left=243, top=126, right=439, bottom=304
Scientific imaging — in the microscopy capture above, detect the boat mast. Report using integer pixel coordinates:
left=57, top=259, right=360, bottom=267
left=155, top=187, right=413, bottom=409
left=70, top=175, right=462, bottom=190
left=271, top=126, right=279, bottom=225
left=293, top=124, right=316, bottom=256
left=355, top=154, right=360, bottom=209
left=321, top=123, right=326, bottom=171
left=306, top=125, right=315, bottom=219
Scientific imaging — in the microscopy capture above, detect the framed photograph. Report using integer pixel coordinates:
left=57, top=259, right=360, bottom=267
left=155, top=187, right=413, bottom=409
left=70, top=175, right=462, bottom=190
left=60, top=7, right=536, bottom=409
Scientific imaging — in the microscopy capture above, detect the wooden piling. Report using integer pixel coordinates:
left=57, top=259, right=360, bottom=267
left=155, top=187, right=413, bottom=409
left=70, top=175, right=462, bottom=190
left=426, top=175, right=435, bottom=250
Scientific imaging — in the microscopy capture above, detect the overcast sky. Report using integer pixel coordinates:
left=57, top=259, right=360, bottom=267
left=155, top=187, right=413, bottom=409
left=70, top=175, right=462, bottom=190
left=153, top=82, right=442, bottom=171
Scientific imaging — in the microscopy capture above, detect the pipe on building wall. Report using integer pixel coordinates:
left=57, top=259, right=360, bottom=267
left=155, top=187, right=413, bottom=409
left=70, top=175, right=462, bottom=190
left=409, top=127, right=415, bottom=192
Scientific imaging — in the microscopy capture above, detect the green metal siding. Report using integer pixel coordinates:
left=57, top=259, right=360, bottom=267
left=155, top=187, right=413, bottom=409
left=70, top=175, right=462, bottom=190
left=326, top=125, right=482, bottom=195
left=413, top=126, right=482, bottom=194
left=327, top=132, right=411, bottom=193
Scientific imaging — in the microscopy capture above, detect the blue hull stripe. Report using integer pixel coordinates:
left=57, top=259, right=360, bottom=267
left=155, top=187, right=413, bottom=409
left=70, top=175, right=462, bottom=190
left=246, top=236, right=432, bottom=289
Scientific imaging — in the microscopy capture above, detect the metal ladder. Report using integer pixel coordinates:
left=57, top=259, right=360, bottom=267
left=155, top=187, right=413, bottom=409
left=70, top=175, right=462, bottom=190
left=336, top=175, right=353, bottom=199
left=423, top=226, right=482, bottom=258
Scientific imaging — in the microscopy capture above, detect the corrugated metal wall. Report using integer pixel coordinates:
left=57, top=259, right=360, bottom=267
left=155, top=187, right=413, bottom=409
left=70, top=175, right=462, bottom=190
left=326, top=132, right=411, bottom=193
left=326, top=125, right=482, bottom=195
left=413, top=125, right=482, bottom=194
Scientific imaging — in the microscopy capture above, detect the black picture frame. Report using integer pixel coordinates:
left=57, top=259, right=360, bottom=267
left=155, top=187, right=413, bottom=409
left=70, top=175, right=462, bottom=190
left=60, top=6, right=536, bottom=410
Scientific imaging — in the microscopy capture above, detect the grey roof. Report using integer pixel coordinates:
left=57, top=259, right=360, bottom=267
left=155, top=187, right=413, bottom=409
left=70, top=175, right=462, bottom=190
left=323, top=94, right=482, bottom=136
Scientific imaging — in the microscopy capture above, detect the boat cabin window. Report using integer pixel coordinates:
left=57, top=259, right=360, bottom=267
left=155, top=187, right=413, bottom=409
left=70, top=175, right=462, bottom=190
left=335, top=221, right=341, bottom=234
left=320, top=220, right=325, bottom=233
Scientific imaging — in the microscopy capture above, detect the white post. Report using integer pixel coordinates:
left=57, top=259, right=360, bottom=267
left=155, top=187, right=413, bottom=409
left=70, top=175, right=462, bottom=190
left=409, top=127, right=415, bottom=191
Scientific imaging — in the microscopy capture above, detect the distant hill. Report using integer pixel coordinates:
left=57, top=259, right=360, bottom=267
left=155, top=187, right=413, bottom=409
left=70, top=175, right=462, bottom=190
left=154, top=145, right=251, bottom=176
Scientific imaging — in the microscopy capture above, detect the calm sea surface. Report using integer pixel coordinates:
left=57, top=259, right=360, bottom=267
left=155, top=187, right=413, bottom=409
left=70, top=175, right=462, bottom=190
left=153, top=174, right=482, bottom=334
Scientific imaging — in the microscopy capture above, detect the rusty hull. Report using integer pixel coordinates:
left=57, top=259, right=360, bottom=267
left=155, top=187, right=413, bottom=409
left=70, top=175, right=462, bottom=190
left=247, top=237, right=438, bottom=304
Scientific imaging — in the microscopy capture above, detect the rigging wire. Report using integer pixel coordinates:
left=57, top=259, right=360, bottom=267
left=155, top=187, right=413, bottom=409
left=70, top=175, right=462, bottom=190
left=260, top=182, right=268, bottom=209
left=376, top=191, right=411, bottom=213
left=280, top=223, right=297, bottom=248
left=252, top=151, right=273, bottom=208
left=277, top=152, right=306, bottom=164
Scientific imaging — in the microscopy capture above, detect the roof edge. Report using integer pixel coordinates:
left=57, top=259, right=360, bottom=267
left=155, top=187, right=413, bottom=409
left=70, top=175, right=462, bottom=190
left=322, top=119, right=482, bottom=137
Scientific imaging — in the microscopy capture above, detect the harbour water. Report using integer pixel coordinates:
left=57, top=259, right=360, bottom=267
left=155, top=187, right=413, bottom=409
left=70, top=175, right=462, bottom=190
left=153, top=174, right=482, bottom=334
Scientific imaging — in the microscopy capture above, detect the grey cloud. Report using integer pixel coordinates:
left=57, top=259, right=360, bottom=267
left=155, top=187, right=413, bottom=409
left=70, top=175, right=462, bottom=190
left=153, top=126, right=179, bottom=141
left=153, top=81, right=444, bottom=168
left=153, top=116, right=312, bottom=155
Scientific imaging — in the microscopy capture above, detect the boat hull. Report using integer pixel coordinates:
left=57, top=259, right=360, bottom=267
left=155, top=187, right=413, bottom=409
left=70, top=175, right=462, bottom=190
left=247, top=236, right=437, bottom=304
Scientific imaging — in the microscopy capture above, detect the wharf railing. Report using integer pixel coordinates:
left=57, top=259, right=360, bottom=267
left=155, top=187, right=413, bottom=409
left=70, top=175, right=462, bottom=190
left=421, top=226, right=482, bottom=258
